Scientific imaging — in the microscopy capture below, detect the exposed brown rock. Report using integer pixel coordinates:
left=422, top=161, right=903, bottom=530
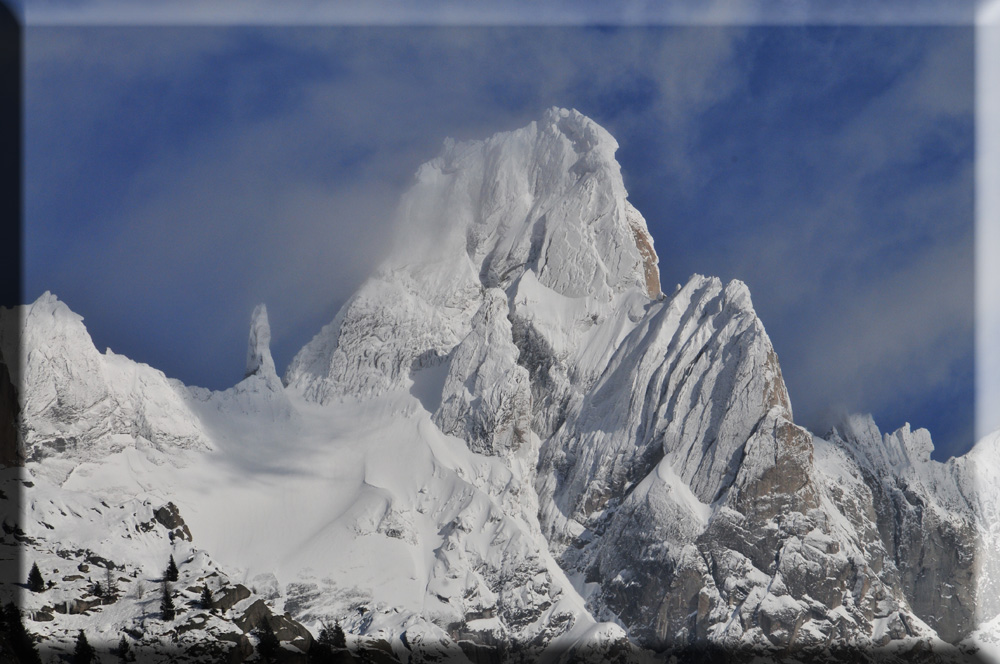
left=629, top=222, right=660, bottom=299
left=154, top=502, right=193, bottom=541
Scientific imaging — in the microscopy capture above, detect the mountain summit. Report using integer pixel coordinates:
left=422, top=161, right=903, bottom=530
left=2, top=109, right=998, bottom=662
left=284, top=107, right=660, bottom=404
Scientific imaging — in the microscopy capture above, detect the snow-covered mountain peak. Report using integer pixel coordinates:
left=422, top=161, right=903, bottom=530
left=4, top=292, right=108, bottom=429
left=286, top=109, right=663, bottom=405
left=543, top=106, right=618, bottom=151
left=2, top=291, right=97, bottom=383
left=0, top=293, right=210, bottom=482
left=23, top=290, right=76, bottom=324
left=386, top=106, right=659, bottom=302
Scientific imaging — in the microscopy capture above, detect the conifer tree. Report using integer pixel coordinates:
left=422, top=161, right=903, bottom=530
left=73, top=630, right=95, bottom=664
left=308, top=638, right=334, bottom=663
left=317, top=620, right=333, bottom=646
left=105, top=565, right=118, bottom=598
left=254, top=619, right=280, bottom=662
left=165, top=555, right=179, bottom=582
left=114, top=634, right=133, bottom=662
left=331, top=620, right=347, bottom=649
left=27, top=562, right=44, bottom=592
left=200, top=584, right=214, bottom=611
left=92, top=581, right=104, bottom=598
left=160, top=580, right=175, bottom=621
left=310, top=620, right=334, bottom=662
left=2, top=602, right=41, bottom=664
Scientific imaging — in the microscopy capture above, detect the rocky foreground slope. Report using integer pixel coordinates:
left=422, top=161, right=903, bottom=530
left=2, top=109, right=999, bottom=663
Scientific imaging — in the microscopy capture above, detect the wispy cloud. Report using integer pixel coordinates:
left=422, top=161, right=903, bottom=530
left=23, top=24, right=976, bottom=457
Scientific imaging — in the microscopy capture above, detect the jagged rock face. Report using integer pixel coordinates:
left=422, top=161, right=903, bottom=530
left=536, top=276, right=793, bottom=552
left=831, top=417, right=979, bottom=643
left=434, top=289, right=532, bottom=461
left=525, top=272, right=837, bottom=648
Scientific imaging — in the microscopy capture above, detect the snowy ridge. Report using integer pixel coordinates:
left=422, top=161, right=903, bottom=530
left=3, top=109, right=998, bottom=662
left=0, top=293, right=210, bottom=484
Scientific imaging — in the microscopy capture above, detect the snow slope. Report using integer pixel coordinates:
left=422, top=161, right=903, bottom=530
left=0, top=292, right=627, bottom=662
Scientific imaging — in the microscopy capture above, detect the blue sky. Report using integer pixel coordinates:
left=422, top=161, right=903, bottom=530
left=23, top=25, right=975, bottom=459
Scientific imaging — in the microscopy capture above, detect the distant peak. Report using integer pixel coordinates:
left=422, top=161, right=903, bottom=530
left=245, top=304, right=277, bottom=381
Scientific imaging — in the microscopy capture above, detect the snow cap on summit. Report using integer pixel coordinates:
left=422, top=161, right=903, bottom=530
left=543, top=106, right=619, bottom=157
left=246, top=304, right=277, bottom=380
left=391, top=107, right=658, bottom=301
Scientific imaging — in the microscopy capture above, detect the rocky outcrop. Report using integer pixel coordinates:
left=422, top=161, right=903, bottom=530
left=434, top=289, right=531, bottom=460
left=154, top=502, right=193, bottom=542
left=235, top=599, right=313, bottom=652
left=626, top=200, right=661, bottom=299
left=213, top=585, right=252, bottom=613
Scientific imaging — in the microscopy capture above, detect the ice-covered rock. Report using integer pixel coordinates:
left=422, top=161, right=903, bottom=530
left=434, top=289, right=531, bottom=462
left=245, top=304, right=278, bottom=384
left=193, top=303, right=292, bottom=421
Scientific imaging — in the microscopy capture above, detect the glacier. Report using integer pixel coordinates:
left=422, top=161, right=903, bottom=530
left=1, top=107, right=997, bottom=663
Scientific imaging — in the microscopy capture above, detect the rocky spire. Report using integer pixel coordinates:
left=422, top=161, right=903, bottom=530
left=245, top=304, right=277, bottom=382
